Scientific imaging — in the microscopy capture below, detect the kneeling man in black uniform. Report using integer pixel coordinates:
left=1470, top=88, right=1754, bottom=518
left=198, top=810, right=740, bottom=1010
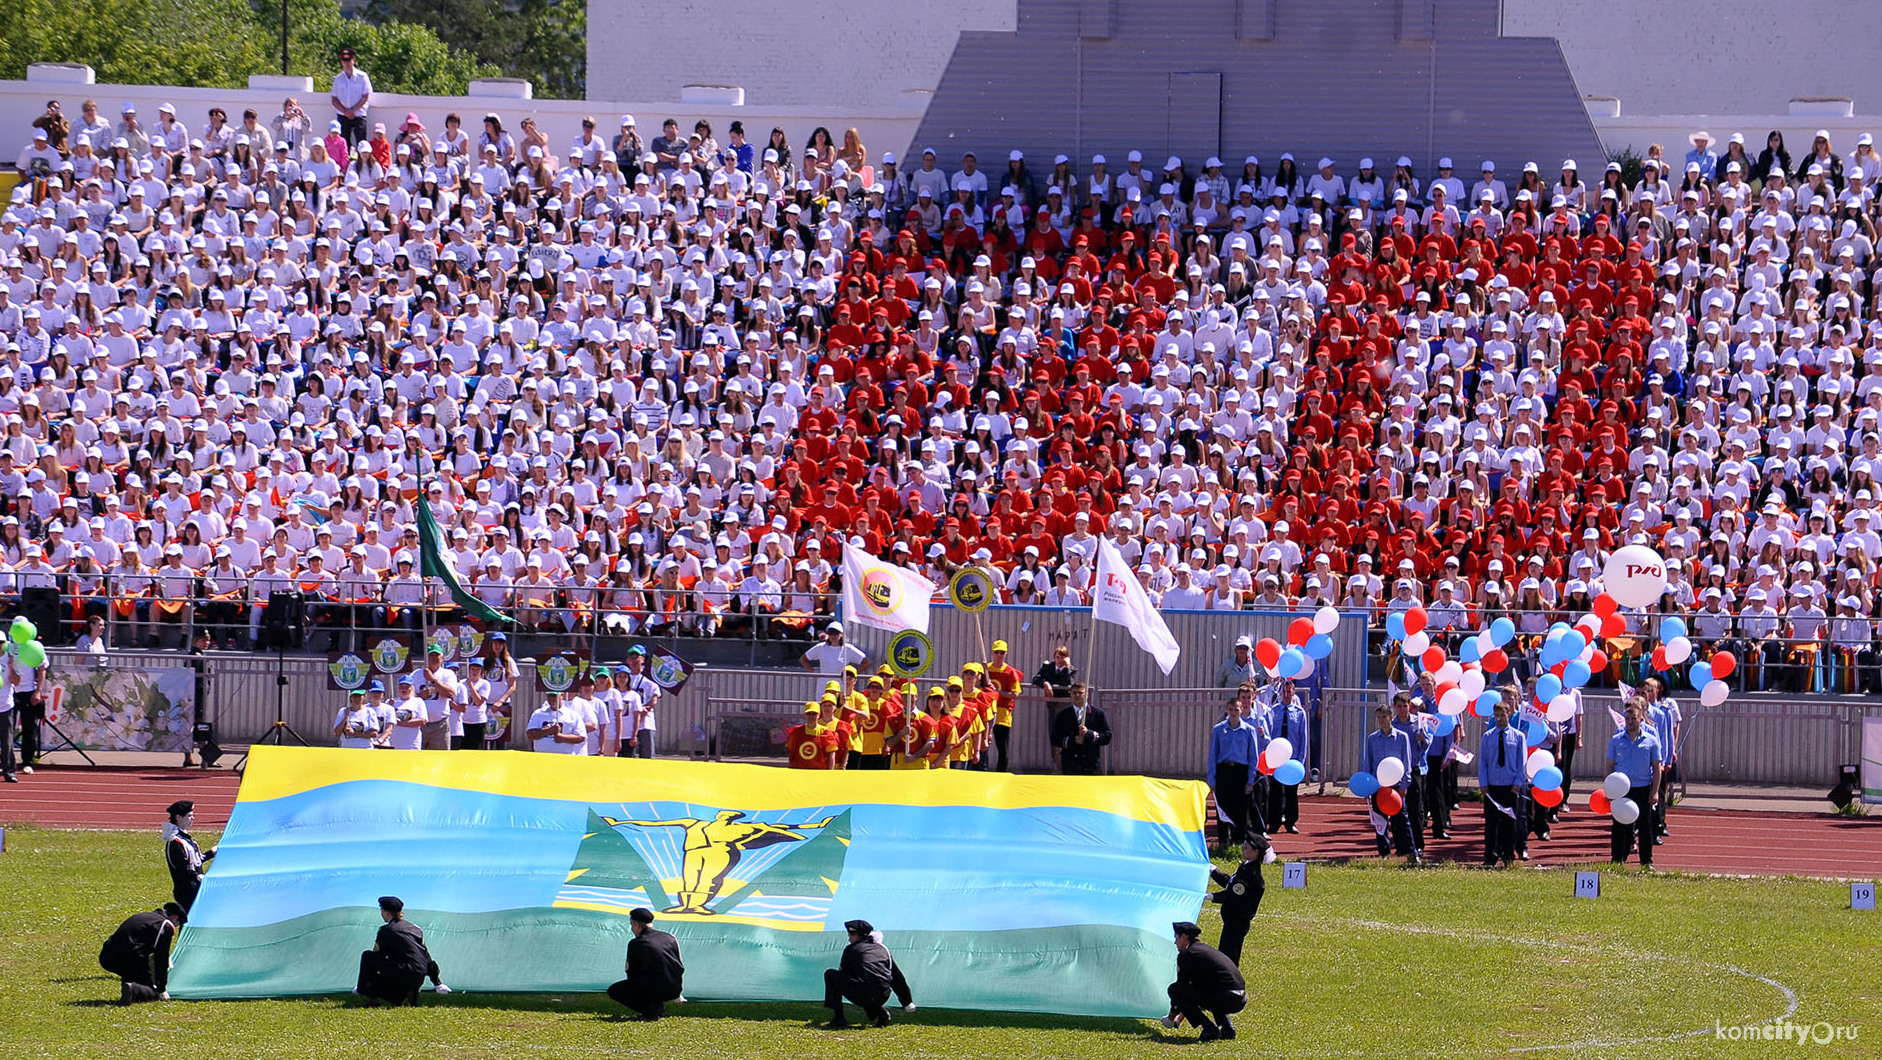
left=1163, top=920, right=1246, bottom=1042
left=356, top=895, right=449, bottom=1005
left=608, top=907, right=684, bottom=1020
left=99, top=902, right=187, bottom=1003
left=822, top=919, right=914, bottom=1029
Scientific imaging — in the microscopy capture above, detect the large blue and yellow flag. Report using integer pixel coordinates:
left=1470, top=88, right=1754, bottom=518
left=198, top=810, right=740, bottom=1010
left=168, top=747, right=1210, bottom=1017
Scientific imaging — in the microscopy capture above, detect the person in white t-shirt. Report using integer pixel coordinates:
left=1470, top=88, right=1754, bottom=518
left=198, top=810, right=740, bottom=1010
left=455, top=658, right=492, bottom=750
left=621, top=648, right=662, bottom=758
left=385, top=674, right=429, bottom=751
left=527, top=690, right=587, bottom=754
left=333, top=687, right=379, bottom=749
left=605, top=666, right=644, bottom=759
left=570, top=672, right=609, bottom=756
left=416, top=649, right=458, bottom=750
left=802, top=621, right=867, bottom=676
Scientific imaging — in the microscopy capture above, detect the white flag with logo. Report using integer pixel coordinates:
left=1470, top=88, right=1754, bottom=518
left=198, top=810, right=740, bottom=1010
left=1093, top=535, right=1181, bottom=675
left=840, top=544, right=935, bottom=634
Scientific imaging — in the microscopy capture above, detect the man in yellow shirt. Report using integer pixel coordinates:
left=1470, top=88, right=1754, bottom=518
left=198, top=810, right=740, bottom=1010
left=960, top=664, right=997, bottom=769
left=943, top=676, right=982, bottom=769
left=852, top=675, right=894, bottom=769
left=889, top=687, right=941, bottom=770
left=985, top=640, right=1024, bottom=772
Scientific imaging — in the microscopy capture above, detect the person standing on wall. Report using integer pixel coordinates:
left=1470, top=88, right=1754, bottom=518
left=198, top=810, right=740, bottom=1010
left=329, top=48, right=373, bottom=149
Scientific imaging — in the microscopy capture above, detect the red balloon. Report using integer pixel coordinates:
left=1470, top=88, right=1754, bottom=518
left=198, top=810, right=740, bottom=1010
left=1482, top=648, right=1509, bottom=673
left=1592, top=593, right=1618, bottom=618
left=1533, top=785, right=1565, bottom=808
left=1375, top=788, right=1404, bottom=817
left=1403, top=607, right=1428, bottom=636
left=1288, top=617, right=1316, bottom=647
left=1650, top=646, right=1667, bottom=671
left=1550, top=660, right=1567, bottom=677
left=1255, top=638, right=1282, bottom=670
left=1589, top=790, right=1612, bottom=815
left=1600, top=614, right=1626, bottom=638
left=1257, top=755, right=1276, bottom=776
left=1710, top=652, right=1737, bottom=679
left=1422, top=646, right=1446, bottom=671
left=1588, top=649, right=1608, bottom=672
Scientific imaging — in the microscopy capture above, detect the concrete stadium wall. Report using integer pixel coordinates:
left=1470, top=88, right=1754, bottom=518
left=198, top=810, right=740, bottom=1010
left=1504, top=0, right=1882, bottom=118
left=0, top=70, right=923, bottom=173
left=585, top=0, right=1016, bottom=108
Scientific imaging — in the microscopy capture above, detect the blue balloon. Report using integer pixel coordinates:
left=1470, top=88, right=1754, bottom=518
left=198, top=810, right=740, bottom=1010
left=1562, top=660, right=1592, bottom=689
left=1532, top=765, right=1564, bottom=791
left=1490, top=617, right=1516, bottom=647
left=1385, top=612, right=1407, bottom=641
left=1560, top=629, right=1587, bottom=658
left=1536, top=673, right=1563, bottom=702
left=1349, top=770, right=1380, bottom=797
left=1523, top=718, right=1548, bottom=748
left=1277, top=648, right=1306, bottom=679
left=1459, top=637, right=1483, bottom=664
left=1548, top=622, right=1570, bottom=635
left=1274, top=759, right=1307, bottom=786
left=1689, top=662, right=1713, bottom=690
left=1304, top=633, right=1334, bottom=660
left=1434, top=713, right=1458, bottom=737
left=1660, top=616, right=1688, bottom=642
left=1474, top=690, right=1502, bottom=717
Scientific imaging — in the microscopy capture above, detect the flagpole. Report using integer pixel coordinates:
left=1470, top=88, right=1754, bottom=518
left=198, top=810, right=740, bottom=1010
left=1085, top=607, right=1101, bottom=693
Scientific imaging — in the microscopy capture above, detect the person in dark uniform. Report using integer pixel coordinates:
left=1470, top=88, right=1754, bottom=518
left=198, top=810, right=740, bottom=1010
left=99, top=902, right=186, bottom=1003
left=162, top=799, right=215, bottom=912
left=607, top=907, right=684, bottom=1020
left=822, top=919, right=912, bottom=1029
left=1031, top=644, right=1077, bottom=756
left=1162, top=921, right=1246, bottom=1042
left=1206, top=835, right=1267, bottom=965
left=1050, top=682, right=1111, bottom=775
left=355, top=895, right=449, bottom=1006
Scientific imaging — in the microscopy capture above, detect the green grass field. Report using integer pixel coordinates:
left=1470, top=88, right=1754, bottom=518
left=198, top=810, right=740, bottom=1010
left=1, top=826, right=1874, bottom=1059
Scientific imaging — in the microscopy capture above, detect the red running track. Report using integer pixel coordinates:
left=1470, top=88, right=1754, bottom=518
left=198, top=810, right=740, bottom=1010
left=1, top=769, right=1877, bottom=878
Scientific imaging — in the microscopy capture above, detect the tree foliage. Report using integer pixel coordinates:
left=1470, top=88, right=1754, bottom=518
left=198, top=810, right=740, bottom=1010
left=0, top=0, right=497, bottom=95
left=364, top=0, right=586, bottom=99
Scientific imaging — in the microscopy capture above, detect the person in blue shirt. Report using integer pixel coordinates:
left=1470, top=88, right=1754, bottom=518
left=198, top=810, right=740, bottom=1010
left=1359, top=703, right=1419, bottom=864
left=1207, top=684, right=1266, bottom=853
left=1411, top=676, right=1454, bottom=839
left=1262, top=679, right=1308, bottom=834
left=1605, top=699, right=1664, bottom=868
left=1640, top=677, right=1681, bottom=844
left=1391, top=693, right=1435, bottom=850
left=1477, top=695, right=1528, bottom=868
left=1684, top=131, right=1718, bottom=182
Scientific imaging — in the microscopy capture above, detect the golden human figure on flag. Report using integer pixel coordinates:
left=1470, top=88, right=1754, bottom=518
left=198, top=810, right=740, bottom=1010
left=603, top=810, right=837, bottom=914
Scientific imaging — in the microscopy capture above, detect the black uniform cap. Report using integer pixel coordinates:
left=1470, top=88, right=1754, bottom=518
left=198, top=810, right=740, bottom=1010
left=629, top=907, right=655, bottom=924
left=165, top=799, right=194, bottom=818
left=378, top=895, right=404, bottom=913
left=843, top=919, right=874, bottom=935
left=163, top=901, right=188, bottom=924
left=1172, top=921, right=1202, bottom=939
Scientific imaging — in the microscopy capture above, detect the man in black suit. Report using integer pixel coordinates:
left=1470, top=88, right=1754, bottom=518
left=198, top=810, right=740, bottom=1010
left=1163, top=921, right=1246, bottom=1042
left=822, top=919, right=912, bottom=1029
left=356, top=895, right=448, bottom=1006
left=1050, top=682, right=1111, bottom=775
left=608, top=907, right=685, bottom=1020
left=99, top=902, right=186, bottom=1003
left=1207, top=835, right=1267, bottom=965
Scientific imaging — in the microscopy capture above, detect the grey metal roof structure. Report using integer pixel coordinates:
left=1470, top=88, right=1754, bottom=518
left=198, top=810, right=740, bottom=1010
left=911, top=0, right=1604, bottom=178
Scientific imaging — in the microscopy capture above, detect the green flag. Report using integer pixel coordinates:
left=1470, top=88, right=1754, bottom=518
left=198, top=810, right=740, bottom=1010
left=416, top=492, right=511, bottom=625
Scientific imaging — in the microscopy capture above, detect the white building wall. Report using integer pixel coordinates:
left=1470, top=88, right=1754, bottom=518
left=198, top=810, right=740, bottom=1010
left=1503, top=0, right=1882, bottom=117
left=586, top=0, right=1016, bottom=107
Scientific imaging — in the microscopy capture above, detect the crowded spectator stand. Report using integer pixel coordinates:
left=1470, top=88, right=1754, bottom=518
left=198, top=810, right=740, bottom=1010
left=4, top=100, right=1882, bottom=701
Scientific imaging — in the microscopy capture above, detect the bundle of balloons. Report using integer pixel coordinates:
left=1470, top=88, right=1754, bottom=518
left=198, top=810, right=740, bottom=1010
left=1590, top=771, right=1645, bottom=825
left=1347, top=754, right=1409, bottom=815
left=1367, top=546, right=1739, bottom=826
left=9, top=616, right=46, bottom=668
left=1245, top=605, right=1343, bottom=790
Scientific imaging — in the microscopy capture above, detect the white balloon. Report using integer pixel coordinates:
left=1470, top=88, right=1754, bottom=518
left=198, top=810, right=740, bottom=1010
left=1545, top=693, right=1578, bottom=723
left=1611, top=797, right=1641, bottom=825
left=1313, top=605, right=1341, bottom=635
left=1434, top=661, right=1463, bottom=688
left=1292, top=655, right=1315, bottom=681
left=1267, top=737, right=1294, bottom=764
left=1602, top=771, right=1632, bottom=801
left=1662, top=636, right=1693, bottom=666
left=1459, top=669, right=1487, bottom=698
left=1402, top=631, right=1430, bottom=657
left=1526, top=749, right=1555, bottom=779
left=1602, top=544, right=1668, bottom=609
left=1701, top=679, right=1730, bottom=707
left=1438, top=688, right=1468, bottom=715
left=1376, top=756, right=1406, bottom=788
left=1475, top=629, right=1497, bottom=655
